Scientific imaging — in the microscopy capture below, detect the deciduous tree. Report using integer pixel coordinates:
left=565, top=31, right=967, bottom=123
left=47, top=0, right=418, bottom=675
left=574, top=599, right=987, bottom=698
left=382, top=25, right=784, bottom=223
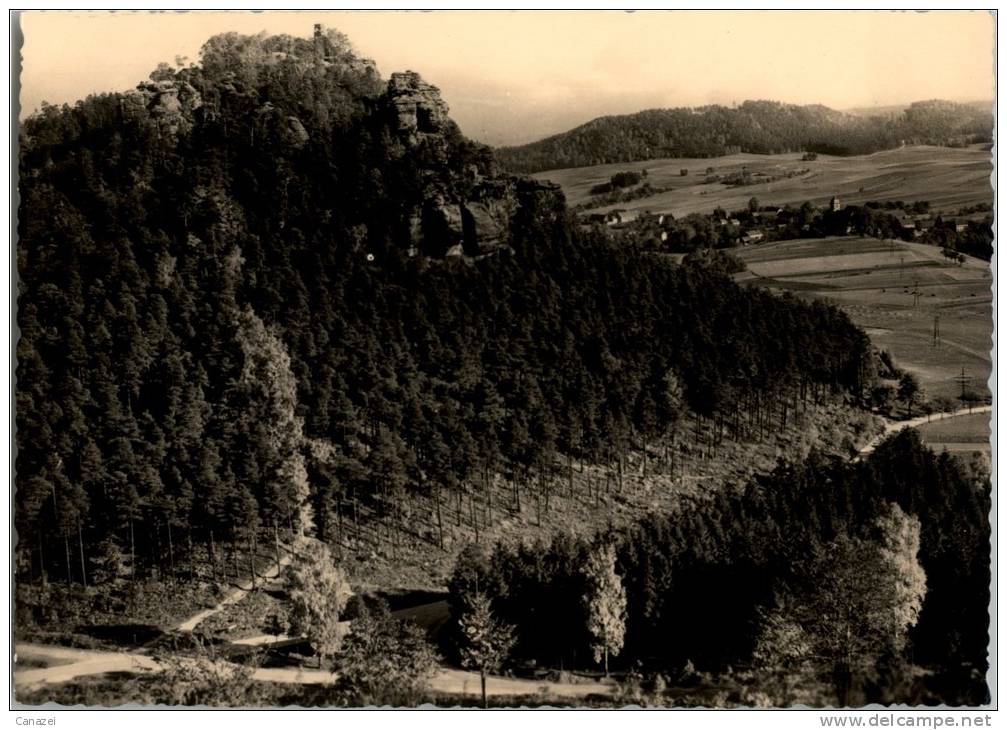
left=583, top=543, right=627, bottom=677
left=285, top=539, right=349, bottom=666
left=457, top=591, right=516, bottom=708
left=753, top=503, right=926, bottom=704
left=333, top=600, right=439, bottom=707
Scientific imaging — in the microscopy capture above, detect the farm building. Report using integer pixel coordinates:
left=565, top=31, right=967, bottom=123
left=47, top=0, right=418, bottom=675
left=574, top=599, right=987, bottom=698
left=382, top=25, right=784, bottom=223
left=609, top=209, right=639, bottom=224
left=741, top=231, right=764, bottom=245
left=586, top=209, right=635, bottom=226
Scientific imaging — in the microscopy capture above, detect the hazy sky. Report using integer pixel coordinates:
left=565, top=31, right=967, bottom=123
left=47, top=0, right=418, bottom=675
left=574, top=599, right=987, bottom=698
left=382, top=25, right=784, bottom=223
left=18, top=10, right=995, bottom=146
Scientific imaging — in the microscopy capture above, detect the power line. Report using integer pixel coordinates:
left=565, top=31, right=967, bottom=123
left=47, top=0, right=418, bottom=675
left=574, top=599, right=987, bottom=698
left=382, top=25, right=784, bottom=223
left=953, top=367, right=971, bottom=402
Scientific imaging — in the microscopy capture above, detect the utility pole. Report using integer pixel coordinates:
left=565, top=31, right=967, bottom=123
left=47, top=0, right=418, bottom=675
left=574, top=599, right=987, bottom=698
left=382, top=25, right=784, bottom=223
left=932, top=313, right=940, bottom=348
left=912, top=280, right=921, bottom=307
left=954, top=367, right=971, bottom=404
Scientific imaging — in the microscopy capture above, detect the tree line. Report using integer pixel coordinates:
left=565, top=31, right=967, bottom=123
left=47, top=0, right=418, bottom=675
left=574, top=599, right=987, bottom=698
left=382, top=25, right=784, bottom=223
left=497, top=99, right=993, bottom=174
left=449, top=430, right=990, bottom=706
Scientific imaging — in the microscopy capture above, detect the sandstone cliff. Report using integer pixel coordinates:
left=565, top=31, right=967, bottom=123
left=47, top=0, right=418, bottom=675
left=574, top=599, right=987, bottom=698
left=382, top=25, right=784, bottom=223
left=381, top=71, right=563, bottom=259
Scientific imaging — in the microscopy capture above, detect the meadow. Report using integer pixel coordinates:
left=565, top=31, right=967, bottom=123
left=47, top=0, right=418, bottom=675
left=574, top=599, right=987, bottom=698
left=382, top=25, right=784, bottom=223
left=735, top=237, right=992, bottom=411
left=914, top=412, right=992, bottom=457
left=533, top=144, right=992, bottom=217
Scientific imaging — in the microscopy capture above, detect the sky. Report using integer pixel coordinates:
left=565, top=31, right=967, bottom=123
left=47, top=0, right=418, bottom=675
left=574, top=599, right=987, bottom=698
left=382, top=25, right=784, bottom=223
left=17, top=10, right=995, bottom=146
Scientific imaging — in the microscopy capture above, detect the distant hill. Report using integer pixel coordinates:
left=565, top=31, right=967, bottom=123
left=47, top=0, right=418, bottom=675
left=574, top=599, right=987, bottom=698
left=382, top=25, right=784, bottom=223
left=496, top=99, right=993, bottom=174
left=844, top=99, right=992, bottom=117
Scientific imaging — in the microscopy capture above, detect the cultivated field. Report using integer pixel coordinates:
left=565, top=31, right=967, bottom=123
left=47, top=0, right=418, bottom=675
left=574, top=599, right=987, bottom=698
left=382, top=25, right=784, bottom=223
left=534, top=144, right=992, bottom=217
left=735, top=237, right=992, bottom=413
left=915, top=412, right=992, bottom=453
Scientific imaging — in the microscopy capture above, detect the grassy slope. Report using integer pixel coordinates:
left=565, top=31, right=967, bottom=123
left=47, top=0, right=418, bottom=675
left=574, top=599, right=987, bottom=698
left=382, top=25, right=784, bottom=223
left=735, top=237, right=992, bottom=408
left=915, top=412, right=992, bottom=447
left=533, top=144, right=992, bottom=216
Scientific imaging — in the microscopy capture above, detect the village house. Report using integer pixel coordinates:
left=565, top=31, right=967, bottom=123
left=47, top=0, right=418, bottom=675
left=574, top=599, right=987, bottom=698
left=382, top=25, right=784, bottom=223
left=612, top=209, right=639, bottom=225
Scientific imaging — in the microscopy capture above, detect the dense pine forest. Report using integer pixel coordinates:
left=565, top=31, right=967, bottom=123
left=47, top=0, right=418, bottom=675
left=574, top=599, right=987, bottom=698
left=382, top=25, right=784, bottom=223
left=13, top=23, right=995, bottom=712
left=496, top=99, right=993, bottom=173
left=16, top=28, right=873, bottom=592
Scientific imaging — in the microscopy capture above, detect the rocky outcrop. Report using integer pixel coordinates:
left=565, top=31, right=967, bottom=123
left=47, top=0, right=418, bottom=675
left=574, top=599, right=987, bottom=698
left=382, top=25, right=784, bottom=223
left=407, top=178, right=563, bottom=258
left=386, top=71, right=450, bottom=140
left=124, top=79, right=202, bottom=136
left=253, top=103, right=310, bottom=149
left=377, top=69, right=565, bottom=260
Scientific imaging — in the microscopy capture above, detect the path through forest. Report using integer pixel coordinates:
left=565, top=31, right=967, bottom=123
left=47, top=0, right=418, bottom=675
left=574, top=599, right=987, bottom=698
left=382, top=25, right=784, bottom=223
left=175, top=546, right=297, bottom=633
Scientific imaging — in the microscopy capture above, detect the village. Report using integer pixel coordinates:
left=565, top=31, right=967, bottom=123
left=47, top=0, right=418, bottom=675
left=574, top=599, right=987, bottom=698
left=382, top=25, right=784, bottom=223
left=584, top=191, right=987, bottom=257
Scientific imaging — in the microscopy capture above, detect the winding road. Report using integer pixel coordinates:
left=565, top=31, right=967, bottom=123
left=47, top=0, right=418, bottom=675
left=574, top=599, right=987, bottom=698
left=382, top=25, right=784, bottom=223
left=855, top=404, right=992, bottom=459
left=15, top=544, right=611, bottom=701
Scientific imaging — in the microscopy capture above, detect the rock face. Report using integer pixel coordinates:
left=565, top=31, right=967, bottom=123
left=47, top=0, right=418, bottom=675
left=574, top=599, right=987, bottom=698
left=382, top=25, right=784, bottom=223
left=428, top=196, right=515, bottom=258
left=378, top=69, right=565, bottom=260
left=410, top=178, right=563, bottom=258
left=254, top=103, right=311, bottom=150
left=124, top=79, right=202, bottom=136
left=386, top=71, right=450, bottom=140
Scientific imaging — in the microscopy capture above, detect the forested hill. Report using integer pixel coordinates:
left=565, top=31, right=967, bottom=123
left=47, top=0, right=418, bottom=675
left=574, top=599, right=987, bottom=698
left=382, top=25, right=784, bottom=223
left=16, top=27, right=872, bottom=583
left=496, top=99, right=993, bottom=173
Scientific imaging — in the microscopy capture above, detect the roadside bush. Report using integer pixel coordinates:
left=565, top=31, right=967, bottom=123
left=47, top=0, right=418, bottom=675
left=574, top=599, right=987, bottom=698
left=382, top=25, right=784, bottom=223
left=330, top=600, right=439, bottom=706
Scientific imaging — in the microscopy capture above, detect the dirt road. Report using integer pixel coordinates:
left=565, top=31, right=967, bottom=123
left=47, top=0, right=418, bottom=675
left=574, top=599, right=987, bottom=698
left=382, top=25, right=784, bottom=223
left=14, top=644, right=160, bottom=687
left=14, top=642, right=612, bottom=700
